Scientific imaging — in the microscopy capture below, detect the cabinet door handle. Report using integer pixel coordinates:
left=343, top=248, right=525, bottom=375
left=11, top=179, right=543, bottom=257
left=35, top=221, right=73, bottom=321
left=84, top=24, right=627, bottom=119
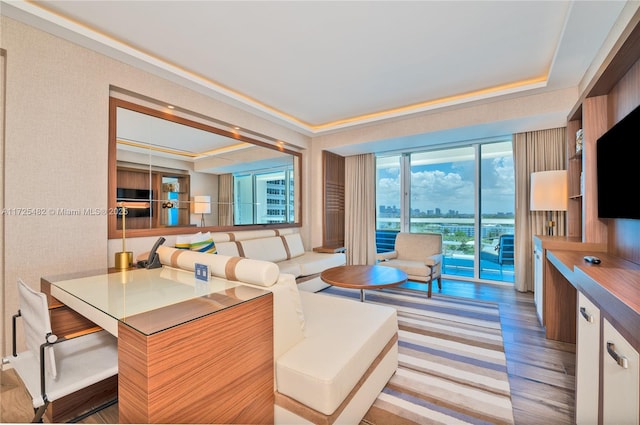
left=606, top=342, right=629, bottom=369
left=579, top=306, right=593, bottom=323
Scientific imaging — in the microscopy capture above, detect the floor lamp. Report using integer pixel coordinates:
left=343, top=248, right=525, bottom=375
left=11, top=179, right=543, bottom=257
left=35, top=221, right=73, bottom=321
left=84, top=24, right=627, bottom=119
left=194, top=195, right=211, bottom=227
left=530, top=170, right=568, bottom=236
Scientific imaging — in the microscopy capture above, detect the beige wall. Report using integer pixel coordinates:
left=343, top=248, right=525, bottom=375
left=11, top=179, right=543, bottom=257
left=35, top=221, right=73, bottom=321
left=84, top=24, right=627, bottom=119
left=0, top=16, right=310, bottom=356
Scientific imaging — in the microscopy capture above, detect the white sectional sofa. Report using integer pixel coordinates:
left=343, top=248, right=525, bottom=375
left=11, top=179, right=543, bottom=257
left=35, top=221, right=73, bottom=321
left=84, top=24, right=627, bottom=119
left=168, top=228, right=345, bottom=292
left=156, top=246, right=398, bottom=425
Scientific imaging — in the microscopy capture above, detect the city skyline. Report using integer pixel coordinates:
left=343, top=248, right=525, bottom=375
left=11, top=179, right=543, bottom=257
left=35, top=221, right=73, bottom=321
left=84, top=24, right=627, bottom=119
left=378, top=204, right=514, bottom=218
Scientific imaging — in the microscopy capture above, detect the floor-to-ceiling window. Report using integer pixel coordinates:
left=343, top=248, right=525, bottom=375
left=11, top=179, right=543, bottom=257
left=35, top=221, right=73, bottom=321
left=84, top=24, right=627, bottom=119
left=375, top=139, right=514, bottom=284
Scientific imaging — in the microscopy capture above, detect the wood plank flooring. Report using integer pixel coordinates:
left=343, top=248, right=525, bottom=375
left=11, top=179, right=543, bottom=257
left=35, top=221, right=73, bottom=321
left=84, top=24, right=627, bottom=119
left=1, top=279, right=575, bottom=424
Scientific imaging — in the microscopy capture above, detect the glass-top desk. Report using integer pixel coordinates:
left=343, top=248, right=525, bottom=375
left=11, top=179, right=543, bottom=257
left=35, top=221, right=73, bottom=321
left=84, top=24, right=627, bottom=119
left=41, top=266, right=275, bottom=424
left=44, top=267, right=269, bottom=336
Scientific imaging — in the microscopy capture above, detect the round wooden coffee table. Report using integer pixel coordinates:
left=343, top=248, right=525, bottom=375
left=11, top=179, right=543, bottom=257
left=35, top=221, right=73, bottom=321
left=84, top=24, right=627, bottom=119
left=320, top=265, right=408, bottom=302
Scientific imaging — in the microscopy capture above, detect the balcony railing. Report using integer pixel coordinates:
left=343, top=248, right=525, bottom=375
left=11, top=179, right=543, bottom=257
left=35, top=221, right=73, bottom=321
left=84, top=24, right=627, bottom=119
left=375, top=219, right=514, bottom=283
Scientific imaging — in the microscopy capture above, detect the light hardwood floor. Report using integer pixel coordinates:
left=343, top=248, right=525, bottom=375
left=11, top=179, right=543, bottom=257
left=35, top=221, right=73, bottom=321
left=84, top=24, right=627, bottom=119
left=1, top=279, right=575, bottom=424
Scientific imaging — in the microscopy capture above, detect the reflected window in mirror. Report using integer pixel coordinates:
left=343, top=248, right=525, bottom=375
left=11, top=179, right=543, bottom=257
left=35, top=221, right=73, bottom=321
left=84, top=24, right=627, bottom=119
left=232, top=166, right=294, bottom=225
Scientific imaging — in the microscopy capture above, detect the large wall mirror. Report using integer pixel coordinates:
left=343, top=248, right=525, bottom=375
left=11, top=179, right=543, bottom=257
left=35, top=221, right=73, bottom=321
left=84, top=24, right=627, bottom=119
left=108, top=97, right=302, bottom=239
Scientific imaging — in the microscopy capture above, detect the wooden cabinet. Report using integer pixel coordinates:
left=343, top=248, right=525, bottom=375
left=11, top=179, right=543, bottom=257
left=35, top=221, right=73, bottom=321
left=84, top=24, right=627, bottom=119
left=575, top=291, right=600, bottom=424
left=547, top=250, right=640, bottom=424
left=532, top=236, right=605, bottom=339
left=576, top=291, right=639, bottom=425
left=602, top=318, right=639, bottom=424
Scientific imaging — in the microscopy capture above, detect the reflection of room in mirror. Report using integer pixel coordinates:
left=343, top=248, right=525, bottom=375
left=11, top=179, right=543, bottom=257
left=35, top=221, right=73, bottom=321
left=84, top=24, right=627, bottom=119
left=162, top=177, right=181, bottom=226
left=109, top=96, right=301, bottom=239
left=194, top=195, right=211, bottom=227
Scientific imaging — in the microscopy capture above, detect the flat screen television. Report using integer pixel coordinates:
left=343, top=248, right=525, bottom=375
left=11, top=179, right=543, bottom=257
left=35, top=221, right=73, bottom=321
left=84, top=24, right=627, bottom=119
left=116, top=188, right=153, bottom=218
left=596, top=103, right=640, bottom=219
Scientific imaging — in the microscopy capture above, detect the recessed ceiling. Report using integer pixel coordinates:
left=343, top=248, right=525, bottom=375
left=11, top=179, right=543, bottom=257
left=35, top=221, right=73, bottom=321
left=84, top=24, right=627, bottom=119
left=116, top=107, right=253, bottom=158
left=1, top=0, right=631, bottom=134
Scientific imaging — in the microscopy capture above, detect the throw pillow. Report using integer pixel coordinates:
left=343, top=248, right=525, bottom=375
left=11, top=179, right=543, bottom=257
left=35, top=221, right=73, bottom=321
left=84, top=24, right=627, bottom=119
left=175, top=234, right=192, bottom=250
left=190, top=231, right=217, bottom=254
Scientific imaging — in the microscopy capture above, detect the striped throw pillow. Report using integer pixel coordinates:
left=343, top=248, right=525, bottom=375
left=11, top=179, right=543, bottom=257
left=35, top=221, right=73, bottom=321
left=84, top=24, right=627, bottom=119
left=190, top=232, right=217, bottom=254
left=175, top=234, right=192, bottom=250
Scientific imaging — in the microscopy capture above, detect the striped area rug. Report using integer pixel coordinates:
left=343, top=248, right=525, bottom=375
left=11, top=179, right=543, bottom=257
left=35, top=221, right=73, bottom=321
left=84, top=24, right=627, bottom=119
left=321, top=286, right=515, bottom=425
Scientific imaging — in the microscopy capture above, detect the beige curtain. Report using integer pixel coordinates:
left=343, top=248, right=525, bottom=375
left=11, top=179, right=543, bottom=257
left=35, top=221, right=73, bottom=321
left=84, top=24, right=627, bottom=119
left=218, top=174, right=234, bottom=226
left=345, top=153, right=377, bottom=265
left=513, top=127, right=566, bottom=292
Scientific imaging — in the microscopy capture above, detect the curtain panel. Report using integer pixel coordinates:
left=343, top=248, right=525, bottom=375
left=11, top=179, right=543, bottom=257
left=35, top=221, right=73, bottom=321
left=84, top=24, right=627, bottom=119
left=513, top=127, right=566, bottom=292
left=345, top=153, right=377, bottom=265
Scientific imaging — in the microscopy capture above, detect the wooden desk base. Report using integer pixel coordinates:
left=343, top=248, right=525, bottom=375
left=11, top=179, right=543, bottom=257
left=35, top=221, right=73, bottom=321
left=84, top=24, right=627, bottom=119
left=41, top=276, right=274, bottom=424
left=118, top=293, right=274, bottom=424
left=544, top=260, right=577, bottom=343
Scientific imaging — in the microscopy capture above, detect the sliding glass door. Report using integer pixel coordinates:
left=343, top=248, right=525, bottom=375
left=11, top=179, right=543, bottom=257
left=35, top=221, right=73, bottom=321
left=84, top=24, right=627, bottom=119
left=375, top=140, right=514, bottom=284
left=478, top=142, right=514, bottom=281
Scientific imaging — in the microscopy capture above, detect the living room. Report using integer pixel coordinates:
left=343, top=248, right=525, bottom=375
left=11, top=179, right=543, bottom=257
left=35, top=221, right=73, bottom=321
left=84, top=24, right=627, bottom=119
left=2, top=1, right=640, bottom=424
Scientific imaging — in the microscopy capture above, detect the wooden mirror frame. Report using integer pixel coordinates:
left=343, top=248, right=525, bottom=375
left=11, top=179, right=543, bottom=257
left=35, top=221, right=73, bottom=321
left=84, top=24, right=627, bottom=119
left=108, top=97, right=302, bottom=239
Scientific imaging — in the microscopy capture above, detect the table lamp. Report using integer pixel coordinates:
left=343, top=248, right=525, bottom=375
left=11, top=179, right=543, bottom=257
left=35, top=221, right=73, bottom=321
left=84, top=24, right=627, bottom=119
left=194, top=195, right=211, bottom=227
left=530, top=170, right=568, bottom=236
left=115, top=201, right=150, bottom=269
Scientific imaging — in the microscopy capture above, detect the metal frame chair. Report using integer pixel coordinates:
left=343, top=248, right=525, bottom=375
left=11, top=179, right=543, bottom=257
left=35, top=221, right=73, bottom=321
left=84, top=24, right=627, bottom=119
left=6, top=279, right=118, bottom=423
left=497, top=234, right=515, bottom=266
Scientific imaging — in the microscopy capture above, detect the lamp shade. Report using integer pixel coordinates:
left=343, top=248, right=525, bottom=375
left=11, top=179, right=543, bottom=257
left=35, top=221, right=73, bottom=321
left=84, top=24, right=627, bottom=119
left=530, top=170, right=568, bottom=211
left=194, top=196, right=211, bottom=214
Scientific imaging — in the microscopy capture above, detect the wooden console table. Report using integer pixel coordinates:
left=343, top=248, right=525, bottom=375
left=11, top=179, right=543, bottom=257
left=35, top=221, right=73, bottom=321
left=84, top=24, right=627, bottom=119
left=544, top=250, right=640, bottom=423
left=533, top=235, right=605, bottom=341
left=545, top=249, right=640, bottom=345
left=42, top=267, right=274, bottom=424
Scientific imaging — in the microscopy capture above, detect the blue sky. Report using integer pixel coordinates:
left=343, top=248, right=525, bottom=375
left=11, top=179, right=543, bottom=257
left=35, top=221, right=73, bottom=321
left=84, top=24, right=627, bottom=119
left=376, top=145, right=514, bottom=215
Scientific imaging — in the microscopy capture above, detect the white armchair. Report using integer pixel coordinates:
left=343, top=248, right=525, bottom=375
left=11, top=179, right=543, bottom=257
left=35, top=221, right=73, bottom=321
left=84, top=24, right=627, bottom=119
left=6, top=279, right=118, bottom=423
left=376, top=232, right=443, bottom=297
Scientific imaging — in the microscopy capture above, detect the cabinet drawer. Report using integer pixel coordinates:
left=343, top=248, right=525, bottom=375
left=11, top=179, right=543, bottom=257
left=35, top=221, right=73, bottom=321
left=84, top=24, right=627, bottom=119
left=603, top=318, right=639, bottom=425
left=576, top=292, right=600, bottom=424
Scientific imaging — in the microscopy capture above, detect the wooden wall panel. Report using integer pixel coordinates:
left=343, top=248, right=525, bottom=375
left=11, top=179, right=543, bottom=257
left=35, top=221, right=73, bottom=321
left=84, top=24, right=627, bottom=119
left=581, top=96, right=609, bottom=245
left=322, top=151, right=345, bottom=248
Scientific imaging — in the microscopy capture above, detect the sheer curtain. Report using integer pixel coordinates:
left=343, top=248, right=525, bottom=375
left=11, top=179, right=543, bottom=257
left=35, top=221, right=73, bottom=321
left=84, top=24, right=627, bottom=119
left=513, top=127, right=566, bottom=292
left=218, top=173, right=234, bottom=226
left=345, top=153, right=377, bottom=265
